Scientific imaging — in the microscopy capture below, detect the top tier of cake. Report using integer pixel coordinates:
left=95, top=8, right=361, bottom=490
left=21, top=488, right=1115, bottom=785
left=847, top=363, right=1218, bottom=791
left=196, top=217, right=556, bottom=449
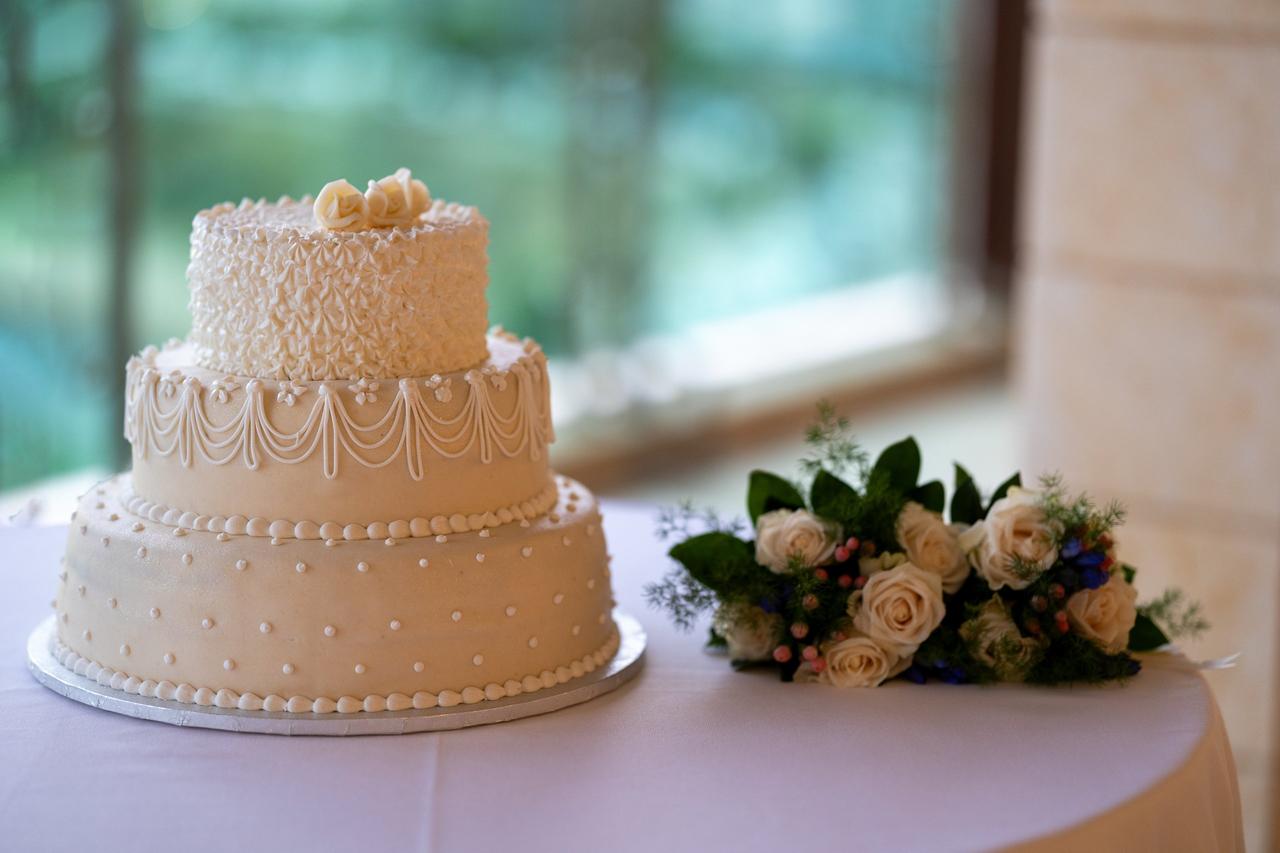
left=187, top=196, right=489, bottom=381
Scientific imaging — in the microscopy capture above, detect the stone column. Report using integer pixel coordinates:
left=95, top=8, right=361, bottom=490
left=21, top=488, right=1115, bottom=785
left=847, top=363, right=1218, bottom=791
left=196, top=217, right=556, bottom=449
left=1015, top=2, right=1280, bottom=847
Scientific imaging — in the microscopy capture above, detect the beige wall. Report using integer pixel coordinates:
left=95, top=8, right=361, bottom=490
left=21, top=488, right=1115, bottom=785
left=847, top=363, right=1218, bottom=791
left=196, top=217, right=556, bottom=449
left=1015, top=2, right=1280, bottom=849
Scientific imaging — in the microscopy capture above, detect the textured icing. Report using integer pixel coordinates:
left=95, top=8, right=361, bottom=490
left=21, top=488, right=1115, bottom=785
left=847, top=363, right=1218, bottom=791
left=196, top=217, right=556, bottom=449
left=126, top=332, right=554, bottom=525
left=187, top=196, right=489, bottom=380
left=58, top=475, right=617, bottom=704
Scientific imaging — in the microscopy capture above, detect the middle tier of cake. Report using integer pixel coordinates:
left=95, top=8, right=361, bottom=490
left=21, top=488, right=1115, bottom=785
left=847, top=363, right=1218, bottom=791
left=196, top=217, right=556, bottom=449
left=125, top=330, right=555, bottom=538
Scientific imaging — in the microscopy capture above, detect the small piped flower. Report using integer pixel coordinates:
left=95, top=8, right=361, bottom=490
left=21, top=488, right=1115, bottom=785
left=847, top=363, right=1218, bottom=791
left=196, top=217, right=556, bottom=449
left=425, top=375, right=452, bottom=403
left=209, top=377, right=239, bottom=404
left=348, top=377, right=379, bottom=405
left=276, top=381, right=307, bottom=407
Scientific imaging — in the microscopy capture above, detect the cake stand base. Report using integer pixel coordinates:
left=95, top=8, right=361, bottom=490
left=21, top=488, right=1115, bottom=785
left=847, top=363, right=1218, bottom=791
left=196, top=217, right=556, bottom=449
left=26, top=612, right=645, bottom=736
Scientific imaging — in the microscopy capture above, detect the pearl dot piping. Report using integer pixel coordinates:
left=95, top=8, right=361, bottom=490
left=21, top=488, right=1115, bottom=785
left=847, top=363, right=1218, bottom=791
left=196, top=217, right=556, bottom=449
left=49, top=627, right=621, bottom=715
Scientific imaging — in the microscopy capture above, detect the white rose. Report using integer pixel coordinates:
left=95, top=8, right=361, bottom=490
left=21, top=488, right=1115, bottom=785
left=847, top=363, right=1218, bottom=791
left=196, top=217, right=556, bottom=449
left=366, top=168, right=430, bottom=227
left=849, top=562, right=946, bottom=656
left=754, top=509, right=839, bottom=574
left=712, top=602, right=783, bottom=662
left=895, top=501, right=970, bottom=594
left=958, top=596, right=1045, bottom=681
left=1066, top=573, right=1138, bottom=654
left=822, top=632, right=910, bottom=688
left=957, top=487, right=1060, bottom=591
left=313, top=179, right=369, bottom=231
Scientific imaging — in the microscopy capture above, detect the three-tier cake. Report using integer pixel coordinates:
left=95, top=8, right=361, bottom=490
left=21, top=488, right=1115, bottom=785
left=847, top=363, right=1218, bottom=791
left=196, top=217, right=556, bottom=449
left=50, top=170, right=620, bottom=714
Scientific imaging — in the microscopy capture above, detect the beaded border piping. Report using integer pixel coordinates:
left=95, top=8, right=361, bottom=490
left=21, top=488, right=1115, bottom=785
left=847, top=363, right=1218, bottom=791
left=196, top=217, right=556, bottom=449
left=124, top=331, right=553, bottom=481
left=50, top=628, right=620, bottom=714
left=118, top=479, right=560, bottom=542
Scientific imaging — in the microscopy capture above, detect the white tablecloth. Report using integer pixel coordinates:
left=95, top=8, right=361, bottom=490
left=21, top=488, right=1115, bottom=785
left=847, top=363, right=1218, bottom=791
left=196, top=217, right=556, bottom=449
left=0, top=504, right=1243, bottom=852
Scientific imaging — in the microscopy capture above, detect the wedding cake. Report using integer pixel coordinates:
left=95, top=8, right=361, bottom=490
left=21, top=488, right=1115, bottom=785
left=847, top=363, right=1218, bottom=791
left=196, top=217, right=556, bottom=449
left=51, top=169, right=620, bottom=714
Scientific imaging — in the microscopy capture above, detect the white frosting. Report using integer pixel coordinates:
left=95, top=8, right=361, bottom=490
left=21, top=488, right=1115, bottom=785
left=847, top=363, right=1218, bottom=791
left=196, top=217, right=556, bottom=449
left=51, top=607, right=619, bottom=716
left=58, top=474, right=617, bottom=706
left=126, top=332, right=555, bottom=527
left=188, top=196, right=488, bottom=380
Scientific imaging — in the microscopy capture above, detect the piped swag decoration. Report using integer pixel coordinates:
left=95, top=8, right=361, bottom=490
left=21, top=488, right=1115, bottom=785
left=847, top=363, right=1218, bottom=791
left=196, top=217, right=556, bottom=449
left=645, top=404, right=1209, bottom=687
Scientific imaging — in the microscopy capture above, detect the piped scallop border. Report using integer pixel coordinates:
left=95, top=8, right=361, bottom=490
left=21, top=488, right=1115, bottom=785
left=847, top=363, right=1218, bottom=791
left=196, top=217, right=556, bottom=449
left=50, top=627, right=621, bottom=715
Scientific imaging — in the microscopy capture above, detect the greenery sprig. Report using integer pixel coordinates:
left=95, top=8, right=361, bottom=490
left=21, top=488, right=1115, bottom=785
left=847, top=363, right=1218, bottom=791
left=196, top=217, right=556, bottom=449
left=1140, top=588, right=1210, bottom=642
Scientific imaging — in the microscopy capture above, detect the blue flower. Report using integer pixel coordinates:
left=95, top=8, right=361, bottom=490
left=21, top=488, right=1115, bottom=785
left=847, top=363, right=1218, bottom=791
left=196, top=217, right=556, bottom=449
left=903, top=665, right=927, bottom=684
left=1081, top=566, right=1108, bottom=589
left=1075, top=550, right=1106, bottom=568
left=1061, top=538, right=1083, bottom=559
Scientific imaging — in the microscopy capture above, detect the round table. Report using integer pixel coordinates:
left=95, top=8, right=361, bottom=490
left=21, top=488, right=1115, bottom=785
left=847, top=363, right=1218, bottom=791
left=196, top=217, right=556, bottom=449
left=0, top=503, right=1243, bottom=852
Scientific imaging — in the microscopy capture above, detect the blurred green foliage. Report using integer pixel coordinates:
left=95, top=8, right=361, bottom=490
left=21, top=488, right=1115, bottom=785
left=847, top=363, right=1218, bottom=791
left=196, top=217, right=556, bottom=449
left=0, top=0, right=952, bottom=491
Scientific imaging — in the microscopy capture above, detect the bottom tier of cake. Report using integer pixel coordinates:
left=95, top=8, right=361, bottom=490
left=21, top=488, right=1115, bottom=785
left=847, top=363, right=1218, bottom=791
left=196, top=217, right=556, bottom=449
left=55, top=474, right=618, bottom=713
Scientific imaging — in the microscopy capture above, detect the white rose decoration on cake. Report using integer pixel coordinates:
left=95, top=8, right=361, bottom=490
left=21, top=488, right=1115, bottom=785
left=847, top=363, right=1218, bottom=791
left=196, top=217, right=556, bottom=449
left=313, top=179, right=369, bottom=231
left=1065, top=573, right=1138, bottom=654
left=895, top=501, right=970, bottom=594
left=849, top=562, right=946, bottom=656
left=957, top=488, right=1060, bottom=591
left=754, top=509, right=839, bottom=574
left=366, top=168, right=431, bottom=228
left=822, top=632, right=910, bottom=688
left=713, top=602, right=783, bottom=662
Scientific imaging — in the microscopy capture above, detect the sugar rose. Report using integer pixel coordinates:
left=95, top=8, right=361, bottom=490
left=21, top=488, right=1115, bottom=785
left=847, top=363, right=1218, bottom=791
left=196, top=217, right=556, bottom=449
left=849, top=562, right=946, bottom=656
left=1066, top=573, right=1138, bottom=654
left=754, top=509, right=839, bottom=574
left=712, top=602, right=783, bottom=662
left=366, top=168, right=430, bottom=228
left=959, top=596, right=1045, bottom=681
left=313, top=179, right=369, bottom=231
left=822, top=632, right=910, bottom=688
left=957, top=487, right=1060, bottom=591
left=896, top=501, right=970, bottom=594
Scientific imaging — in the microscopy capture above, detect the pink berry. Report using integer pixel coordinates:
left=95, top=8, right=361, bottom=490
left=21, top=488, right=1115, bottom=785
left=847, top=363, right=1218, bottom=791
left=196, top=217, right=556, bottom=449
left=773, top=645, right=793, bottom=663
left=801, top=594, right=819, bottom=611
left=845, top=537, right=859, bottom=551
left=834, top=546, right=850, bottom=563
left=790, top=623, right=809, bottom=639
left=802, top=645, right=819, bottom=661
left=854, top=575, right=867, bottom=589
left=811, top=658, right=827, bottom=674
left=814, top=568, right=829, bottom=581
left=837, top=574, right=853, bottom=588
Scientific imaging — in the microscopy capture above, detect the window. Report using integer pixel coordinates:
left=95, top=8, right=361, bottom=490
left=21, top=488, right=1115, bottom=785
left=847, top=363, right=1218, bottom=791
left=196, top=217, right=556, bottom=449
left=0, top=0, right=988, bottom=493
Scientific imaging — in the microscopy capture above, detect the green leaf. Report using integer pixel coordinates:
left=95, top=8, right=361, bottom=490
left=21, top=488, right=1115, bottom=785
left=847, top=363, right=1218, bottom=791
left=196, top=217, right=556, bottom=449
left=810, top=469, right=860, bottom=522
left=1128, top=612, right=1171, bottom=652
left=669, top=532, right=764, bottom=596
left=910, top=480, right=945, bottom=513
left=746, top=470, right=805, bottom=523
left=1122, top=564, right=1136, bottom=584
left=950, top=463, right=983, bottom=525
left=872, top=437, right=921, bottom=494
left=706, top=627, right=727, bottom=649
left=986, top=471, right=1022, bottom=511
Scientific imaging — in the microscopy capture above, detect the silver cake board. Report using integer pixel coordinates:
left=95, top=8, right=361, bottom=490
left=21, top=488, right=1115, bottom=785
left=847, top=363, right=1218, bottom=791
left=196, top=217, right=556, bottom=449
left=27, top=612, right=645, bottom=736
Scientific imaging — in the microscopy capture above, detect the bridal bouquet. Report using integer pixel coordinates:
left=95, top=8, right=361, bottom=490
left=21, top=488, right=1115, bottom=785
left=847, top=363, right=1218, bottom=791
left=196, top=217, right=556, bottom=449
left=646, top=405, right=1206, bottom=687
